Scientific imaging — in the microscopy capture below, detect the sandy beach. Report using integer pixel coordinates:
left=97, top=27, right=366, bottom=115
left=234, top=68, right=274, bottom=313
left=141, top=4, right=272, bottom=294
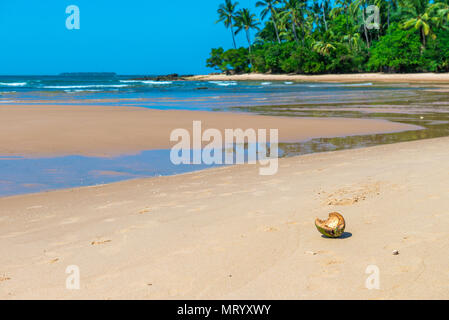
left=0, top=105, right=420, bottom=157
left=188, top=73, right=449, bottom=83
left=0, top=136, right=448, bottom=299
left=0, top=103, right=446, bottom=300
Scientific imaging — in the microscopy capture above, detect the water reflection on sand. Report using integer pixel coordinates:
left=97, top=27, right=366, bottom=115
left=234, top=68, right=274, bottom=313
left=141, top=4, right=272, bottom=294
left=0, top=151, right=223, bottom=197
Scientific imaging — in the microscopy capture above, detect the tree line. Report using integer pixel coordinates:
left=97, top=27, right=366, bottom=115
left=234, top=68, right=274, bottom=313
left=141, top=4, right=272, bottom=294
left=208, top=0, right=449, bottom=74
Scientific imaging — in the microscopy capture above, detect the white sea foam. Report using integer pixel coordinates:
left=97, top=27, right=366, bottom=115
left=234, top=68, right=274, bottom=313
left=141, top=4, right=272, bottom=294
left=141, top=80, right=173, bottom=85
left=0, top=82, right=27, bottom=87
left=261, top=82, right=272, bottom=85
left=208, top=81, right=238, bottom=86
left=340, top=82, right=373, bottom=87
left=64, top=89, right=102, bottom=93
left=120, top=80, right=173, bottom=85
left=44, top=84, right=129, bottom=89
left=284, top=81, right=294, bottom=84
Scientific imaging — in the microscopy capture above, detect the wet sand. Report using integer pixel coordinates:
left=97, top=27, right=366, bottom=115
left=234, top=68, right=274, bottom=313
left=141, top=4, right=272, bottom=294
left=0, top=105, right=420, bottom=157
left=189, top=73, right=449, bottom=83
left=0, top=137, right=448, bottom=299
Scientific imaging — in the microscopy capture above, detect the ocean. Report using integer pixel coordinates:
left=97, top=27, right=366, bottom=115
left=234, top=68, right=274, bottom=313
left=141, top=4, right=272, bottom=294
left=0, top=74, right=423, bottom=110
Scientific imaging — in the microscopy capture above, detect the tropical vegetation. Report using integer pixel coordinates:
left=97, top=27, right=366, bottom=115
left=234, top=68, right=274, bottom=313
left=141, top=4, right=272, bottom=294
left=208, top=0, right=449, bottom=74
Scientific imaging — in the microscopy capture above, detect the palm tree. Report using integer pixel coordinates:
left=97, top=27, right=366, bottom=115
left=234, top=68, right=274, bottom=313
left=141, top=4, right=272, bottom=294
left=297, top=0, right=310, bottom=45
left=321, top=0, right=332, bottom=32
left=343, top=32, right=362, bottom=51
left=429, top=0, right=449, bottom=28
left=313, top=40, right=336, bottom=56
left=235, top=8, right=261, bottom=68
left=351, top=0, right=371, bottom=48
left=255, top=19, right=279, bottom=42
left=216, top=0, right=239, bottom=49
left=374, top=0, right=397, bottom=32
left=281, top=0, right=302, bottom=44
left=400, top=0, right=435, bottom=48
left=277, top=14, right=294, bottom=41
left=256, top=0, right=281, bottom=43
left=310, top=0, right=331, bottom=33
left=336, top=0, right=353, bottom=34
left=310, top=2, right=324, bottom=31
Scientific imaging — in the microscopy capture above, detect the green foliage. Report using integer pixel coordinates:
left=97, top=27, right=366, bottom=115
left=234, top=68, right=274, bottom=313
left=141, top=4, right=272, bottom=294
left=282, top=48, right=326, bottom=74
left=206, top=48, right=226, bottom=72
left=252, top=42, right=297, bottom=73
left=210, top=0, right=449, bottom=74
left=424, top=30, right=449, bottom=72
left=206, top=47, right=250, bottom=73
left=325, top=43, right=368, bottom=73
left=367, top=26, right=424, bottom=72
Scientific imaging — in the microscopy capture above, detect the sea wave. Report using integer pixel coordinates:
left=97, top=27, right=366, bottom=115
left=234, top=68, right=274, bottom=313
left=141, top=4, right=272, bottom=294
left=340, top=82, right=373, bottom=87
left=0, top=82, right=27, bottom=87
left=64, top=89, right=103, bottom=93
left=120, top=80, right=173, bottom=85
left=261, top=82, right=272, bottom=85
left=44, top=84, right=129, bottom=89
left=141, top=80, right=173, bottom=85
left=208, top=81, right=238, bottom=86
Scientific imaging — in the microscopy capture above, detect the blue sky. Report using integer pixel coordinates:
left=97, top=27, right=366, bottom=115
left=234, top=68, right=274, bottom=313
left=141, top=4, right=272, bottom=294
left=0, top=0, right=260, bottom=75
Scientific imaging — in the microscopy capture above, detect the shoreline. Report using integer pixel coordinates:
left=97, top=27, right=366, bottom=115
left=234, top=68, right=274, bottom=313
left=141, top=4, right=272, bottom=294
left=1, top=136, right=448, bottom=299
left=0, top=104, right=421, bottom=157
left=187, top=72, right=449, bottom=83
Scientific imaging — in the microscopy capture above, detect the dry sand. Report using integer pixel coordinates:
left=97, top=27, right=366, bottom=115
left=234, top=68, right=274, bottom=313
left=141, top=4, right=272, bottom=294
left=0, top=136, right=448, bottom=299
left=188, top=72, right=449, bottom=83
left=0, top=105, right=420, bottom=157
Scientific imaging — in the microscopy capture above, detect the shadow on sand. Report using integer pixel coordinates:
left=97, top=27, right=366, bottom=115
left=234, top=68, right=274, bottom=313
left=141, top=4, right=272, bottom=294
left=321, top=232, right=352, bottom=239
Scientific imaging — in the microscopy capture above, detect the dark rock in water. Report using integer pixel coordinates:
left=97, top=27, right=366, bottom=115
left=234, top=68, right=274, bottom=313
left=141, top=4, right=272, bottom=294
left=131, top=74, right=193, bottom=81
left=196, top=87, right=208, bottom=90
left=156, top=73, right=179, bottom=81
